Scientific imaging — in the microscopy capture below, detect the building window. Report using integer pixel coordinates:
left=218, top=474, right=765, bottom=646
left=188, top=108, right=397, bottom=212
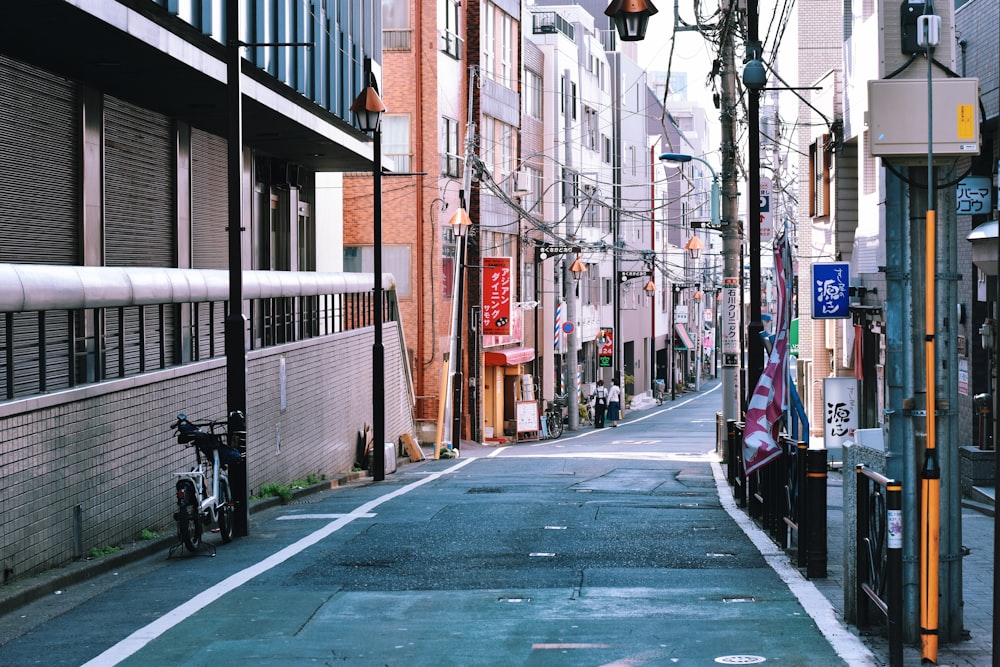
left=524, top=70, right=543, bottom=119
left=583, top=106, right=598, bottom=151
left=344, top=245, right=412, bottom=297
left=439, top=0, right=462, bottom=59
left=482, top=1, right=517, bottom=88
left=810, top=134, right=831, bottom=217
left=382, top=115, right=411, bottom=173
left=382, top=0, right=411, bottom=50
left=562, top=168, right=579, bottom=208
left=441, top=116, right=462, bottom=178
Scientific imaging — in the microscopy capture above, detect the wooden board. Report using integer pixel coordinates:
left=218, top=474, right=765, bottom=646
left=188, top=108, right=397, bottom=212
left=400, top=433, right=425, bottom=461
left=515, top=401, right=540, bottom=433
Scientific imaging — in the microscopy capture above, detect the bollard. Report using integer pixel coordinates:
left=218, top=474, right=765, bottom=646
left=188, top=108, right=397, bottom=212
left=805, top=448, right=827, bottom=578
left=887, top=480, right=903, bottom=667
left=795, top=441, right=808, bottom=567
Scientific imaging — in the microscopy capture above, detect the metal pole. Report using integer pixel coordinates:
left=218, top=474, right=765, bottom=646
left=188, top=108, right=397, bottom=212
left=372, top=126, right=385, bottom=481
left=565, top=261, right=580, bottom=430
left=225, top=1, right=249, bottom=538
left=719, top=29, right=741, bottom=422
left=746, top=0, right=765, bottom=402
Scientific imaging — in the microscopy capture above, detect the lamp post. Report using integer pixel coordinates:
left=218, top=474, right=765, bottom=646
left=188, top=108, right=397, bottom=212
left=660, top=152, right=739, bottom=422
left=604, top=0, right=659, bottom=42
left=693, top=288, right=703, bottom=391
left=446, top=207, right=472, bottom=452
left=351, top=75, right=387, bottom=481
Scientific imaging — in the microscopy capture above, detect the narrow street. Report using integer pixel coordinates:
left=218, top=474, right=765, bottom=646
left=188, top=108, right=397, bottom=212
left=0, top=383, right=872, bottom=666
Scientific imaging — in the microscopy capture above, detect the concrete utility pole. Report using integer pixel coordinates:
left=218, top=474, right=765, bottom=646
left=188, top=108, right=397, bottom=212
left=719, top=13, right=741, bottom=424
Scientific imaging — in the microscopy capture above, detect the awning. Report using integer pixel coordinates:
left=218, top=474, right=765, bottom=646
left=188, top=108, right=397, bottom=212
left=484, top=346, right=536, bottom=366
left=673, top=324, right=694, bottom=351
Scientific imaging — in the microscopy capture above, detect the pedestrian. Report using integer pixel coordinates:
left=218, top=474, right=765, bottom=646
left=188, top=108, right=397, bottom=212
left=607, top=379, right=622, bottom=427
left=592, top=380, right=608, bottom=428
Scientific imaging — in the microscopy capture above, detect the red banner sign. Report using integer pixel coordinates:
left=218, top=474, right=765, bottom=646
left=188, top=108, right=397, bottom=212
left=482, top=257, right=512, bottom=337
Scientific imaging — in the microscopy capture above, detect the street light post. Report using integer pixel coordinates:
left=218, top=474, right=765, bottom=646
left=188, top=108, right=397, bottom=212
left=660, top=152, right=739, bottom=422
left=351, top=74, right=387, bottom=482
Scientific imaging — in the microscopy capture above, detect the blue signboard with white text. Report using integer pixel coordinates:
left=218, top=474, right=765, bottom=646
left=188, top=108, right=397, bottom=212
left=812, top=262, right=850, bottom=319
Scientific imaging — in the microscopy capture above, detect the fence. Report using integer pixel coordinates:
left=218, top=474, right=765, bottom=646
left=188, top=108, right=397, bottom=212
left=855, top=464, right=904, bottom=666
left=722, top=420, right=827, bottom=578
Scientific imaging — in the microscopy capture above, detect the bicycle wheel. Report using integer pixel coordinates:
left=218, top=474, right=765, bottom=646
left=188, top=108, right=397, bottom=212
left=547, top=413, right=564, bottom=439
left=217, top=478, right=234, bottom=543
left=176, top=482, right=202, bottom=552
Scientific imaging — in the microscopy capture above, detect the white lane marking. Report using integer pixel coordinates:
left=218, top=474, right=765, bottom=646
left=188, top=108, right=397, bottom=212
left=276, top=513, right=376, bottom=520
left=710, top=460, right=877, bottom=666
left=82, top=457, right=478, bottom=666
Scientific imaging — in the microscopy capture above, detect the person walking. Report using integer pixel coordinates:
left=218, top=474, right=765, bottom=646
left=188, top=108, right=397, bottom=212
left=607, top=379, right=622, bottom=427
left=592, top=380, right=608, bottom=428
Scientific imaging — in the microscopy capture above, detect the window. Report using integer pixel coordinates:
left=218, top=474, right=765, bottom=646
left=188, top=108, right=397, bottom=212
left=439, top=0, right=462, bottom=58
left=571, top=82, right=578, bottom=120
left=524, top=70, right=542, bottom=119
left=482, top=1, right=517, bottom=87
left=344, top=245, right=412, bottom=297
left=583, top=106, right=598, bottom=151
left=810, top=134, right=831, bottom=216
left=441, top=116, right=461, bottom=178
left=482, top=1, right=495, bottom=80
left=562, top=168, right=579, bottom=208
left=480, top=117, right=494, bottom=176
left=500, top=13, right=513, bottom=87
left=382, top=115, right=411, bottom=173
left=382, top=0, right=410, bottom=50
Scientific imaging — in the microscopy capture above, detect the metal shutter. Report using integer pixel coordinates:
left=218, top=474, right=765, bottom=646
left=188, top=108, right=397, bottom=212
left=0, top=55, right=79, bottom=265
left=190, top=128, right=229, bottom=269
left=103, top=95, right=175, bottom=267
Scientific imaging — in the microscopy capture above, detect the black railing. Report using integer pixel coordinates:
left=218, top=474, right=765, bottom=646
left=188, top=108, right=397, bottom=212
left=856, top=465, right=903, bottom=667
left=722, top=421, right=827, bottom=578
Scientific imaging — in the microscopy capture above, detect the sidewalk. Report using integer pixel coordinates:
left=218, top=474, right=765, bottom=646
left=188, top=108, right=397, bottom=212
left=812, top=469, right=995, bottom=666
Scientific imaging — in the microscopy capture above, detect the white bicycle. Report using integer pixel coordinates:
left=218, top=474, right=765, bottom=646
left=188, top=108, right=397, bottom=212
left=169, top=412, right=244, bottom=555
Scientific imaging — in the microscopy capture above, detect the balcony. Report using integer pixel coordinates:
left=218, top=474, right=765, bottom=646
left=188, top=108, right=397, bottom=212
left=532, top=12, right=575, bottom=40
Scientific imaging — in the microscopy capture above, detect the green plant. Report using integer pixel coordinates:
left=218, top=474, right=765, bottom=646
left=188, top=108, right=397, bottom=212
left=89, top=545, right=122, bottom=559
left=140, top=529, right=159, bottom=541
left=254, top=483, right=293, bottom=502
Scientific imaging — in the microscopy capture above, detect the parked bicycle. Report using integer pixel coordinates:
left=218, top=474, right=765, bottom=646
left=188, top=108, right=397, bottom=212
left=543, top=394, right=566, bottom=439
left=653, top=379, right=668, bottom=406
left=169, top=411, right=244, bottom=554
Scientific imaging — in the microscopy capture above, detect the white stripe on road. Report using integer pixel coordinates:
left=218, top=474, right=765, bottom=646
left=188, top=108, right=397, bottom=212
left=82, top=457, right=478, bottom=666
left=710, top=459, right=877, bottom=667
left=276, top=513, right=376, bottom=520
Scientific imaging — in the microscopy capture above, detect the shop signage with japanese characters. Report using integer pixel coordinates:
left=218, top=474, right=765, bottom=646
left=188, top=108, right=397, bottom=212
left=482, top=257, right=512, bottom=336
left=812, top=261, right=850, bottom=319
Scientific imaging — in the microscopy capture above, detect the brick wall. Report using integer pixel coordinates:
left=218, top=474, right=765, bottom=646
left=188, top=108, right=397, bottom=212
left=0, top=323, right=412, bottom=581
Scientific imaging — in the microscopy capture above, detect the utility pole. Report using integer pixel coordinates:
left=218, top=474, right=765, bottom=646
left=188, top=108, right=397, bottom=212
left=719, top=9, right=741, bottom=423
left=745, top=0, right=765, bottom=402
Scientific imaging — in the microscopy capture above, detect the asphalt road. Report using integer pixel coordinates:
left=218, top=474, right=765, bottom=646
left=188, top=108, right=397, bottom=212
left=0, top=382, right=874, bottom=666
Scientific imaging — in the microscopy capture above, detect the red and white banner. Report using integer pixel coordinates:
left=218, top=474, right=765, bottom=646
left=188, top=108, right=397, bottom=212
left=482, top=257, right=512, bottom=337
left=743, top=230, right=791, bottom=475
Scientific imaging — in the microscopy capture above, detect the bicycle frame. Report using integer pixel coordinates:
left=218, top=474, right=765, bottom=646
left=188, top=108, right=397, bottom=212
left=172, top=446, right=226, bottom=525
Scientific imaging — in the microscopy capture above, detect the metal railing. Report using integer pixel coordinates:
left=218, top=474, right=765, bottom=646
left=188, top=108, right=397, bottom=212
left=0, top=265, right=397, bottom=403
left=856, top=465, right=903, bottom=667
left=722, top=420, right=827, bottom=578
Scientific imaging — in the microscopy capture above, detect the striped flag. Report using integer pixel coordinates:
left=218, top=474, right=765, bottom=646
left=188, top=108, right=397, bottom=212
left=743, top=227, right=791, bottom=475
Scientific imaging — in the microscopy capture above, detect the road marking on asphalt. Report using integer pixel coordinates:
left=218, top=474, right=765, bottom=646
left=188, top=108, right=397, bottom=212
left=532, top=643, right=611, bottom=649
left=81, top=456, right=478, bottom=667
left=710, top=459, right=877, bottom=667
left=276, top=513, right=376, bottom=520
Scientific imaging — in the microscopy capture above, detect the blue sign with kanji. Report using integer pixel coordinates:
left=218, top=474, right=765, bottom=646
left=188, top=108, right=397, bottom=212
left=812, top=262, right=850, bottom=319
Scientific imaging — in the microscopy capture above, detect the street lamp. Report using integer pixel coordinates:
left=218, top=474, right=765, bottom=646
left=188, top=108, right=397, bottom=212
left=445, top=207, right=472, bottom=454
left=685, top=235, right=705, bottom=260
left=659, top=152, right=739, bottom=423
left=351, top=75, right=387, bottom=481
left=604, top=0, right=658, bottom=42
left=565, top=256, right=587, bottom=430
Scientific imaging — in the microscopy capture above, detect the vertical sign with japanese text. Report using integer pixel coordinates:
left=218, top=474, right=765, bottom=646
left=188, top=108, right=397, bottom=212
left=721, top=277, right=740, bottom=366
left=597, top=327, right=614, bottom=368
left=759, top=176, right=773, bottom=242
left=823, top=377, right=858, bottom=450
left=812, top=262, right=850, bottom=319
left=482, top=257, right=512, bottom=336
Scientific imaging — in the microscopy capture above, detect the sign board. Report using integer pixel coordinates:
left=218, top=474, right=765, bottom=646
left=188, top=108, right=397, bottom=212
left=562, top=321, right=574, bottom=334
left=823, top=377, right=858, bottom=450
left=721, top=277, right=740, bottom=366
left=674, top=304, right=689, bottom=324
left=760, top=176, right=773, bottom=242
left=597, top=327, right=614, bottom=367
left=956, top=176, right=991, bottom=215
left=812, top=262, right=850, bottom=319
left=536, top=245, right=581, bottom=260
left=482, top=257, right=512, bottom=336
left=515, top=400, right=540, bottom=433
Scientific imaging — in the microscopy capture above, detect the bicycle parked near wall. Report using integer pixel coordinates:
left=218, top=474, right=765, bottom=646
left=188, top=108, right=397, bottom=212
left=543, top=394, right=566, bottom=439
left=169, top=412, right=244, bottom=554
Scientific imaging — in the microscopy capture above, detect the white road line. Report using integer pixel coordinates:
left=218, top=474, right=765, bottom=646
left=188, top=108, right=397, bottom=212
left=82, top=457, right=478, bottom=666
left=710, top=459, right=877, bottom=667
left=276, top=513, right=376, bottom=520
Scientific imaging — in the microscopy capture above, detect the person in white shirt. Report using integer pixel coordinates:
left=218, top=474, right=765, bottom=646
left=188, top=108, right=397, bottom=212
left=607, top=379, right=622, bottom=427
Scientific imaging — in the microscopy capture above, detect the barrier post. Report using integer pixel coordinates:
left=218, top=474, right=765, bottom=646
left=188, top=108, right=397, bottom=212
left=805, top=448, right=827, bottom=578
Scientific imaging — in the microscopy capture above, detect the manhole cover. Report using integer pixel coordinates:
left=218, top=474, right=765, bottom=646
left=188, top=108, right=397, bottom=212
left=715, top=657, right=766, bottom=664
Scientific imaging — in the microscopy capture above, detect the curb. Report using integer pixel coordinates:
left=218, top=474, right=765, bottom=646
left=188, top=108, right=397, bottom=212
left=0, top=469, right=374, bottom=619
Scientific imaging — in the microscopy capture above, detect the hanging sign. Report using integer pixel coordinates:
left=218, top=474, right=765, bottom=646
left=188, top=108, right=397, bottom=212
left=721, top=276, right=740, bottom=367
left=812, top=262, right=850, bottom=319
left=597, top=327, right=614, bottom=368
left=823, top=377, right=859, bottom=450
left=482, top=257, right=512, bottom=336
left=760, top=176, right=773, bottom=242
